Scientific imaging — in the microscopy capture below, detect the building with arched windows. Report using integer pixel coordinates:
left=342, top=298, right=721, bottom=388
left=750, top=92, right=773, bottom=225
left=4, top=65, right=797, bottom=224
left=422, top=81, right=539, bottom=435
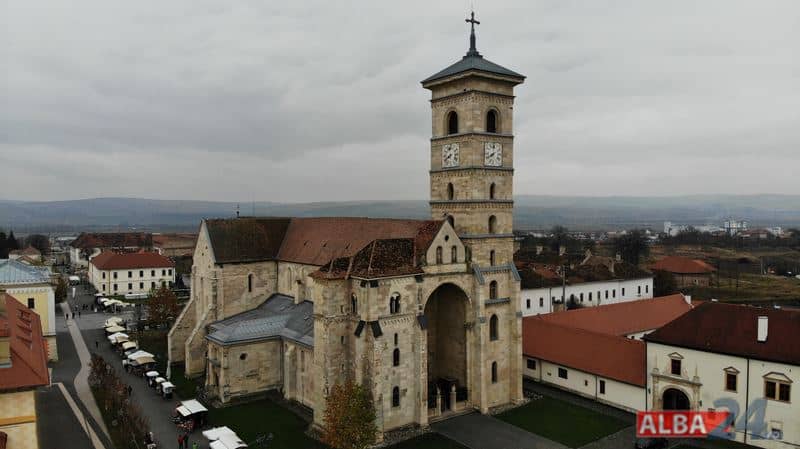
left=168, top=14, right=524, bottom=440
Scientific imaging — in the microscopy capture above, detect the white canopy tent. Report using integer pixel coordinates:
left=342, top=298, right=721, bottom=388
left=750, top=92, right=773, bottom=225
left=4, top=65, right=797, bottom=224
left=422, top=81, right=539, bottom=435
left=107, top=332, right=129, bottom=344
left=127, top=350, right=154, bottom=361
left=105, top=325, right=126, bottom=333
left=121, top=341, right=138, bottom=351
left=176, top=399, right=208, bottom=417
left=209, top=434, right=247, bottom=449
left=104, top=317, right=123, bottom=327
left=202, top=427, right=237, bottom=440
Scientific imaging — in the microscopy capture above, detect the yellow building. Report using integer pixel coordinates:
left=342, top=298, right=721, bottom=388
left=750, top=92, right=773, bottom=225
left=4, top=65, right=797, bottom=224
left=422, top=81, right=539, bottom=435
left=0, top=291, right=50, bottom=449
left=0, top=260, right=57, bottom=361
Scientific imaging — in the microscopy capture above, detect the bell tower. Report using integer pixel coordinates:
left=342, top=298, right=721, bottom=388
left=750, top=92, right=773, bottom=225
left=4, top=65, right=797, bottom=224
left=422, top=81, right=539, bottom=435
left=422, top=12, right=525, bottom=268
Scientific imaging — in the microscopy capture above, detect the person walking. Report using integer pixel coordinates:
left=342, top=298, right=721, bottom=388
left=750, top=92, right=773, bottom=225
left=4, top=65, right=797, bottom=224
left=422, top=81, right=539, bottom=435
left=177, top=434, right=183, bottom=449
left=95, top=340, right=98, bottom=349
left=78, top=310, right=81, bottom=318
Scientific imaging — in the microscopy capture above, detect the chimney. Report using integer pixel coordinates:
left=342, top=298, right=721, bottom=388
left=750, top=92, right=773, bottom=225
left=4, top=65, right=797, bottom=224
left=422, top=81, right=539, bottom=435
left=683, top=294, right=692, bottom=305
left=0, top=289, right=11, bottom=368
left=757, top=316, right=768, bottom=343
left=535, top=245, right=543, bottom=256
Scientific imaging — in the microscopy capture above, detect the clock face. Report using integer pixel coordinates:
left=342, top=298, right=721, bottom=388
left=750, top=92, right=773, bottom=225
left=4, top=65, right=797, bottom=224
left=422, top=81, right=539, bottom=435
left=484, top=142, right=502, bottom=166
left=442, top=143, right=460, bottom=168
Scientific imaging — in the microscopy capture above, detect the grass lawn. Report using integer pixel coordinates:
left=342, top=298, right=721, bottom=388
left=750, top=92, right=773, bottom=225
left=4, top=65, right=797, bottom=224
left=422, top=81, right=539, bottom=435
left=169, top=364, right=202, bottom=400
left=208, top=399, right=327, bottom=449
left=497, top=396, right=629, bottom=448
left=386, top=433, right=468, bottom=449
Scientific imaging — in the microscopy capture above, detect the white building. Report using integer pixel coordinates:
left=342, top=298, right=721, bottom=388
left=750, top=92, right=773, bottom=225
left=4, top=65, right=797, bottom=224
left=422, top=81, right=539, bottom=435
left=69, top=232, right=152, bottom=268
left=88, top=251, right=175, bottom=296
left=724, top=219, right=749, bottom=236
left=522, top=294, right=694, bottom=413
left=517, top=253, right=654, bottom=316
left=645, top=303, right=799, bottom=449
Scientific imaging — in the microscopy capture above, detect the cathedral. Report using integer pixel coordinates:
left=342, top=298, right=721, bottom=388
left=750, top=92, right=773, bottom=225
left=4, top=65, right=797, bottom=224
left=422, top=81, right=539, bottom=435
left=167, top=14, right=526, bottom=437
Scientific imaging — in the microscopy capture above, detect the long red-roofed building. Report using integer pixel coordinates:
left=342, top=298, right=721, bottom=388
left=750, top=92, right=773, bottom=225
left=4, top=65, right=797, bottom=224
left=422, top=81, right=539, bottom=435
left=522, top=294, right=694, bottom=412
left=649, top=255, right=715, bottom=288
left=88, top=251, right=175, bottom=296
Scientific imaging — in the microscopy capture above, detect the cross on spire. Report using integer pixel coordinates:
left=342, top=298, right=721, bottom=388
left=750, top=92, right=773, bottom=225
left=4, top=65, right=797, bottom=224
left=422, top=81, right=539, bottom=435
left=465, top=11, right=481, bottom=57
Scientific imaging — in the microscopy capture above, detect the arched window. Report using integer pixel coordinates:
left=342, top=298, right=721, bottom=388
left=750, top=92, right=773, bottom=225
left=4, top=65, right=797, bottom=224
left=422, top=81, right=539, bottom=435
left=489, top=280, right=498, bottom=299
left=486, top=110, right=498, bottom=133
left=451, top=246, right=458, bottom=263
left=491, top=362, right=498, bottom=383
left=488, top=215, right=497, bottom=234
left=393, top=348, right=400, bottom=366
left=389, top=293, right=401, bottom=314
left=489, top=314, right=499, bottom=341
left=435, top=246, right=443, bottom=264
left=489, top=183, right=496, bottom=200
left=351, top=294, right=358, bottom=314
left=392, top=386, right=400, bottom=407
left=447, top=111, right=459, bottom=134
left=447, top=183, right=454, bottom=200
left=247, top=273, right=253, bottom=293
left=447, top=215, right=455, bottom=228
left=490, top=250, right=496, bottom=266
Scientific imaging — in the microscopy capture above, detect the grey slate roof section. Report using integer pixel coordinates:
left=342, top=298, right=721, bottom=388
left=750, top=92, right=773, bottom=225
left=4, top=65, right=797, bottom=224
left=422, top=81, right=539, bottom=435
left=0, top=259, right=51, bottom=284
left=206, top=294, right=314, bottom=348
left=422, top=54, right=525, bottom=84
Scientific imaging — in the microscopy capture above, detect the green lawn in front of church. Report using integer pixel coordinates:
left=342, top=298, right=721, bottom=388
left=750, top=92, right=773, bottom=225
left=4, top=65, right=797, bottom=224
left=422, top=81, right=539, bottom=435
left=497, top=395, right=629, bottom=448
left=207, top=398, right=327, bottom=449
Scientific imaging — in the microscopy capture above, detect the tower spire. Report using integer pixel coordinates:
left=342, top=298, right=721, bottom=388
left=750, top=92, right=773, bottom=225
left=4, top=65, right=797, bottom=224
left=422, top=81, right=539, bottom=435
left=465, top=11, right=481, bottom=57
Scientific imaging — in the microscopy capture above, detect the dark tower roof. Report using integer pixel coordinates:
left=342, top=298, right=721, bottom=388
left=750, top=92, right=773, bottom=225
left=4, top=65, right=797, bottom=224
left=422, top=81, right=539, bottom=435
left=422, top=11, right=525, bottom=85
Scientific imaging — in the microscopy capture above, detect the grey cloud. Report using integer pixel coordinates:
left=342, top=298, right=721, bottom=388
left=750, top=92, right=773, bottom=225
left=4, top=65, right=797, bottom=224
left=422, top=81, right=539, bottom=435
left=1, top=0, right=798, bottom=201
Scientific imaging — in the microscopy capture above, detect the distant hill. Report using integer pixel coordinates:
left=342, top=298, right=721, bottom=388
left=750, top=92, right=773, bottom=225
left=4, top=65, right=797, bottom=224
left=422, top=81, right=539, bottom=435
left=2, top=195, right=799, bottom=233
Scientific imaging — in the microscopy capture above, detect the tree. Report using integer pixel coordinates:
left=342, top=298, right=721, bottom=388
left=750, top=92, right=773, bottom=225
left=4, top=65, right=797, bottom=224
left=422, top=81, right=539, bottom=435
left=0, top=231, right=7, bottom=259
left=322, top=381, right=377, bottom=449
left=653, top=270, right=678, bottom=297
left=613, top=229, right=650, bottom=266
left=55, top=277, right=68, bottom=303
left=146, top=285, right=179, bottom=325
left=6, top=231, right=19, bottom=252
left=24, top=234, right=50, bottom=255
left=549, top=226, right=570, bottom=252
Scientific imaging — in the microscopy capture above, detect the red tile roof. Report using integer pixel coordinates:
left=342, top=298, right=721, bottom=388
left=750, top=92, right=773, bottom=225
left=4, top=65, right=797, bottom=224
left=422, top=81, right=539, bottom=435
left=649, top=256, right=715, bottom=274
left=90, top=251, right=174, bottom=270
left=537, top=294, right=693, bottom=336
left=70, top=232, right=152, bottom=249
left=278, top=217, right=440, bottom=266
left=645, top=302, right=800, bottom=365
left=523, top=318, right=646, bottom=386
left=205, top=218, right=291, bottom=264
left=0, top=293, right=50, bottom=390
left=9, top=246, right=41, bottom=257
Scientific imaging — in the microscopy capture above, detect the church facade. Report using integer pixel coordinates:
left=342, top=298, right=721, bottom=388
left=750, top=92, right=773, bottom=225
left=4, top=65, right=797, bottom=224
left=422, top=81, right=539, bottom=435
left=167, top=19, right=526, bottom=436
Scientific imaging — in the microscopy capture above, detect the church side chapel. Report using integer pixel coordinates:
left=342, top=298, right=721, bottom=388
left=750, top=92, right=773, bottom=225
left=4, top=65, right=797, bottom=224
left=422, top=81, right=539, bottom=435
left=167, top=13, right=526, bottom=437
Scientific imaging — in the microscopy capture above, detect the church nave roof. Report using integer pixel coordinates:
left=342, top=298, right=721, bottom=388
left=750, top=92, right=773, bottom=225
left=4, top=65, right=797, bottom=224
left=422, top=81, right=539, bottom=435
left=206, top=294, right=314, bottom=347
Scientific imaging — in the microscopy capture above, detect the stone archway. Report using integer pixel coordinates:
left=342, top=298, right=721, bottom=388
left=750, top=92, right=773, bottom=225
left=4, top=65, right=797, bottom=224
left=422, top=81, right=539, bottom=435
left=662, top=388, right=690, bottom=410
left=424, top=283, right=469, bottom=411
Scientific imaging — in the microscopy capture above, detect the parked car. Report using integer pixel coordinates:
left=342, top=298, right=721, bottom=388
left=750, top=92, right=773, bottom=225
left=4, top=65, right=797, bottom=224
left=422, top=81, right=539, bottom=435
left=635, top=438, right=668, bottom=449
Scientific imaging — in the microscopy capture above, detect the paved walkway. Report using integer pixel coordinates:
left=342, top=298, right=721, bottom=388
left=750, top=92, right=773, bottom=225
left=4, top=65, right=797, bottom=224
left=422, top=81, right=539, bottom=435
left=433, top=412, right=569, bottom=449
left=60, top=301, right=111, bottom=441
left=36, top=385, right=93, bottom=449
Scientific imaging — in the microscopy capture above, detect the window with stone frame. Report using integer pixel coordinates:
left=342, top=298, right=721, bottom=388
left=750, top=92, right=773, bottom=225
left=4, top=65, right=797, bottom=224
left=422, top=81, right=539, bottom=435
left=488, top=215, right=498, bottom=234
left=393, top=348, right=400, bottom=367
left=389, top=293, right=401, bottom=314
left=247, top=273, right=253, bottom=293
left=489, top=314, right=499, bottom=341
left=447, top=111, right=459, bottom=134
left=764, top=376, right=792, bottom=403
left=451, top=246, right=458, bottom=263
left=392, top=386, right=400, bottom=407
left=491, top=362, right=498, bottom=383
left=671, top=359, right=682, bottom=376
left=351, top=294, right=358, bottom=314
left=489, top=281, right=498, bottom=299
left=486, top=109, right=498, bottom=133
left=489, top=250, right=496, bottom=266
left=558, top=367, right=568, bottom=379
left=436, top=246, right=443, bottom=264
left=527, top=359, right=536, bottom=370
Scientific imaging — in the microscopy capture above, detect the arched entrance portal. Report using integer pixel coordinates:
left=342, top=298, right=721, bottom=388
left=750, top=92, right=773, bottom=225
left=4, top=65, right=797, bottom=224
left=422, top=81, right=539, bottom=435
left=662, top=388, right=690, bottom=410
left=425, top=283, right=469, bottom=412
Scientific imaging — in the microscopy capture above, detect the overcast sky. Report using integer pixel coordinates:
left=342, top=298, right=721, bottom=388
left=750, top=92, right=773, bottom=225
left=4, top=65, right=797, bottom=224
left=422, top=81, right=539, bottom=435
left=2, top=0, right=798, bottom=202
